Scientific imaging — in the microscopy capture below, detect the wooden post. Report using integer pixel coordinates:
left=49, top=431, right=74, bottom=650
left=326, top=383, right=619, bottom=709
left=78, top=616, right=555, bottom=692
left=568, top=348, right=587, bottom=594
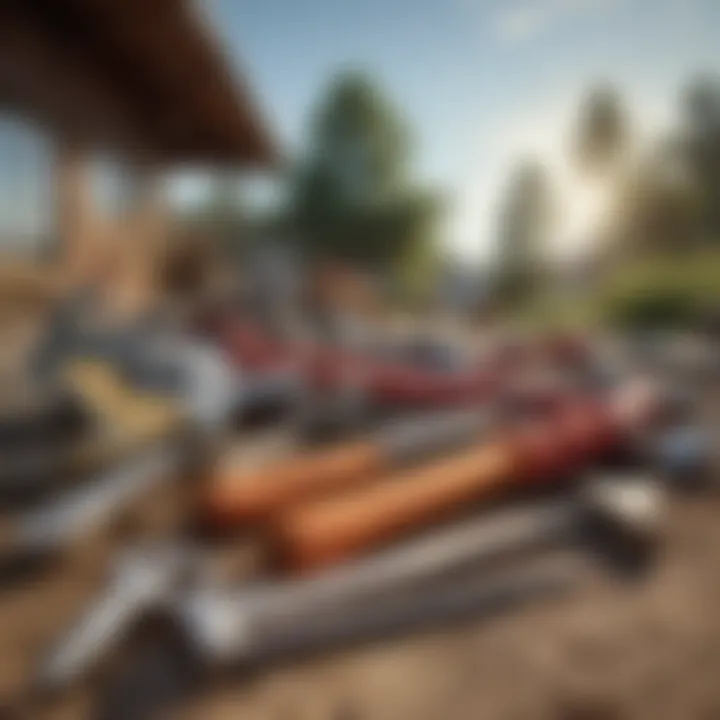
left=116, top=165, right=171, bottom=312
left=54, top=140, right=97, bottom=288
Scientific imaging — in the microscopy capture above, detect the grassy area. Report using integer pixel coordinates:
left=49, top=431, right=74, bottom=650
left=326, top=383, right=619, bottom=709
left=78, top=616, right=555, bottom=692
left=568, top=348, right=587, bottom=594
left=513, top=250, right=720, bottom=332
left=598, top=251, right=720, bottom=329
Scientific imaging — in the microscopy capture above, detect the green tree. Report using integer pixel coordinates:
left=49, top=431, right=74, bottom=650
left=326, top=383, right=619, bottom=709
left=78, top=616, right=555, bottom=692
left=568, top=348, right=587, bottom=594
left=288, top=72, right=440, bottom=270
left=575, top=84, right=629, bottom=175
left=613, top=140, right=700, bottom=257
left=494, top=160, right=553, bottom=308
left=680, top=73, right=720, bottom=238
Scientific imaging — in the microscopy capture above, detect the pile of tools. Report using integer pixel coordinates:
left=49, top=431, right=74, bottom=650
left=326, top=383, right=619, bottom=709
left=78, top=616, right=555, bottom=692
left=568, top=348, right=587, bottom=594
left=0, top=315, right=714, bottom=719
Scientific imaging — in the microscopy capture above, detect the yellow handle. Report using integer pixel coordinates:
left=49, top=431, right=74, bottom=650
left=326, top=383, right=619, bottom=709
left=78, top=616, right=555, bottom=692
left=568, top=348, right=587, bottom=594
left=61, top=360, right=184, bottom=441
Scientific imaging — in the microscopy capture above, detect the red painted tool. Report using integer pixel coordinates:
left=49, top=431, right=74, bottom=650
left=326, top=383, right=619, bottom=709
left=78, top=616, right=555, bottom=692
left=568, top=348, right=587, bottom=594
left=201, top=314, right=517, bottom=408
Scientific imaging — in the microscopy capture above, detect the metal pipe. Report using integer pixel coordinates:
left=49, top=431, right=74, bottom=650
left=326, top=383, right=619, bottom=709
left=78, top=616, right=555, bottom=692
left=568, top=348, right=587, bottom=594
left=0, top=444, right=182, bottom=576
left=179, top=556, right=579, bottom=668
left=38, top=474, right=662, bottom=689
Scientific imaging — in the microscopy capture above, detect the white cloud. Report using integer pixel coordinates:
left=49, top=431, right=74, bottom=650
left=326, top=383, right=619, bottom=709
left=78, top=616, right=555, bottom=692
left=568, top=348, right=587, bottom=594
left=495, top=0, right=623, bottom=43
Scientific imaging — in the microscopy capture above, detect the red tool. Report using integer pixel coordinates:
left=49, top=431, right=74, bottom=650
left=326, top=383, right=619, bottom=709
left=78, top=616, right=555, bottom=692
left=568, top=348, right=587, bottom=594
left=200, top=313, right=518, bottom=408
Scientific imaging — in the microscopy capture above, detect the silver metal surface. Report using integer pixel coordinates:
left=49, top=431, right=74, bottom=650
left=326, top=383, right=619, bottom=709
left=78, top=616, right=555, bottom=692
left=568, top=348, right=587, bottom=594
left=179, top=557, right=580, bottom=666
left=38, top=476, right=662, bottom=688
left=377, top=407, right=495, bottom=464
left=12, top=445, right=180, bottom=553
left=179, top=475, right=662, bottom=664
left=39, top=544, right=195, bottom=689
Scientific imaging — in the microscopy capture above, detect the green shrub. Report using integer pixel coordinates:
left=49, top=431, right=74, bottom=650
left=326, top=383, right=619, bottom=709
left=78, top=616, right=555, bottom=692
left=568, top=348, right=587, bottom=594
left=599, top=251, right=720, bottom=329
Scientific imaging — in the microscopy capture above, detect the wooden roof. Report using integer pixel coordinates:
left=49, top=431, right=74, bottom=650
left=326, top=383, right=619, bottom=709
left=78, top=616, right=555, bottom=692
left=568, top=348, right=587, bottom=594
left=0, top=0, right=277, bottom=167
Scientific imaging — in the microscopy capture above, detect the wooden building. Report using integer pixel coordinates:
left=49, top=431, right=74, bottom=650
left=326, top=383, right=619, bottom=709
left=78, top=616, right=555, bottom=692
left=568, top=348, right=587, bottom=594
left=0, top=0, right=276, bottom=301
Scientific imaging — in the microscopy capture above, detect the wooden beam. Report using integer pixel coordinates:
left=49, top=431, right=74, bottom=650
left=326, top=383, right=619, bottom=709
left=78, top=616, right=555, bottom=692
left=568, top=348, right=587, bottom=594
left=38, top=0, right=218, bottom=160
left=52, top=0, right=276, bottom=164
left=0, top=3, right=155, bottom=159
left=0, top=0, right=276, bottom=165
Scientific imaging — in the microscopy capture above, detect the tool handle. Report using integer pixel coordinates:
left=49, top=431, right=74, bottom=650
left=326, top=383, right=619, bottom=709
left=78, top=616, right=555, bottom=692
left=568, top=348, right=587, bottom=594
left=205, top=441, right=382, bottom=526
left=272, top=443, right=514, bottom=572
left=205, top=408, right=492, bottom=527
left=271, top=384, right=650, bottom=572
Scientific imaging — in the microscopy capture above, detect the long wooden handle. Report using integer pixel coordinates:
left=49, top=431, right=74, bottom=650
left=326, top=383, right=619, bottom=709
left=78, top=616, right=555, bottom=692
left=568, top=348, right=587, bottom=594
left=270, top=389, right=649, bottom=573
left=205, top=441, right=383, bottom=527
left=272, top=442, right=515, bottom=572
left=204, top=409, right=492, bottom=527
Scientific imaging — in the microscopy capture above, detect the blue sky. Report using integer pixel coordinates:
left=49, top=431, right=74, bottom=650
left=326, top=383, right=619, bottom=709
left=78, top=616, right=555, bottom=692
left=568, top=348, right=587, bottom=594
left=203, top=0, right=720, bottom=262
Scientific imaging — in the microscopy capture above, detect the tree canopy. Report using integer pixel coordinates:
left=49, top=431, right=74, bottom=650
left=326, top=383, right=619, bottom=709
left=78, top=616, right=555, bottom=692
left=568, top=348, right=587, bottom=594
left=288, top=72, right=440, bottom=270
left=680, top=73, right=720, bottom=238
left=493, top=160, right=553, bottom=307
left=574, top=84, right=629, bottom=175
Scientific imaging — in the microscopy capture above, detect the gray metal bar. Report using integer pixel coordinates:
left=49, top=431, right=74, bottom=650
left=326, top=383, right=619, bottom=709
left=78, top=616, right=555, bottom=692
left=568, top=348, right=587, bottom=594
left=8, top=444, right=180, bottom=555
left=38, top=497, right=578, bottom=688
left=39, top=477, right=660, bottom=688
left=376, top=407, right=495, bottom=465
left=176, top=499, right=582, bottom=664
left=179, top=477, right=660, bottom=665
left=179, top=556, right=579, bottom=667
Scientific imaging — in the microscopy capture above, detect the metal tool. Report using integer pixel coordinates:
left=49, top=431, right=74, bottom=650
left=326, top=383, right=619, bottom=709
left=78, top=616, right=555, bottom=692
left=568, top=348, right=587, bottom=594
left=36, top=543, right=200, bottom=691
left=177, top=475, right=664, bottom=668
left=38, top=473, right=663, bottom=693
left=0, top=443, right=184, bottom=584
left=0, top=392, right=93, bottom=505
left=637, top=424, right=713, bottom=490
left=95, top=557, right=578, bottom=720
left=0, top=426, right=183, bottom=508
left=82, top=474, right=663, bottom=720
